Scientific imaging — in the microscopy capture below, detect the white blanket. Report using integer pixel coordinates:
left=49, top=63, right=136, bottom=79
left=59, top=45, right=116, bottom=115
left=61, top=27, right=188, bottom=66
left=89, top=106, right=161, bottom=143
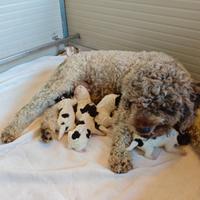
left=0, top=56, right=199, bottom=200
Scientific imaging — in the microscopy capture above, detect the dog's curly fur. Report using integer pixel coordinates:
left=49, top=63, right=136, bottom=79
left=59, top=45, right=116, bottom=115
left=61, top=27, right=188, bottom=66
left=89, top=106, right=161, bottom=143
left=1, top=50, right=200, bottom=173
left=186, top=109, right=200, bottom=155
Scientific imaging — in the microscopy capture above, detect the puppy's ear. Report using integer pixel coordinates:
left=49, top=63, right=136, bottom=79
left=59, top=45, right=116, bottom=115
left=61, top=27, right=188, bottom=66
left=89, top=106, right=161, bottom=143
left=80, top=104, right=90, bottom=113
left=81, top=104, right=98, bottom=117
left=87, top=104, right=98, bottom=117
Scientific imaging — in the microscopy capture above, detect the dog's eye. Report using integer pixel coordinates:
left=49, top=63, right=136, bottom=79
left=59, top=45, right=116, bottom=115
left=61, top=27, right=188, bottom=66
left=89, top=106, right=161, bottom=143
left=124, top=100, right=132, bottom=110
left=137, top=127, right=151, bottom=133
left=142, top=127, right=151, bottom=133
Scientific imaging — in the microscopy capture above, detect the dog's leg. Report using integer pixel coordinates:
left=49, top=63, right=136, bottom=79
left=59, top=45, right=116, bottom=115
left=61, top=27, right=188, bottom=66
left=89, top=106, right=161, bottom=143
left=40, top=127, right=53, bottom=143
left=109, top=123, right=133, bottom=173
left=1, top=60, right=83, bottom=143
left=188, top=127, right=200, bottom=155
left=39, top=106, right=60, bottom=142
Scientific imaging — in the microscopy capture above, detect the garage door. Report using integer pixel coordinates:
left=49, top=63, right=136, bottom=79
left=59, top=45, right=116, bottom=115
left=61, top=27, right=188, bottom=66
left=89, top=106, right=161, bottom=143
left=66, top=0, right=200, bottom=80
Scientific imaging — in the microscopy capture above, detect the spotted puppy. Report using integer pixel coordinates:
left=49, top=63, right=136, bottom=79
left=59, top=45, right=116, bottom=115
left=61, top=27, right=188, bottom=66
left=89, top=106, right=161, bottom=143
left=40, top=97, right=76, bottom=142
left=74, top=85, right=106, bottom=136
left=68, top=122, right=91, bottom=151
left=57, top=98, right=77, bottom=140
left=95, top=94, right=121, bottom=128
left=126, top=128, right=190, bottom=159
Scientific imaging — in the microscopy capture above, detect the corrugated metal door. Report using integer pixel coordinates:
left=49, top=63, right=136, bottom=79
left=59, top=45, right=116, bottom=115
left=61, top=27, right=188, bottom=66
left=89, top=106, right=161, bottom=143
left=0, top=0, right=63, bottom=60
left=66, top=0, right=200, bottom=80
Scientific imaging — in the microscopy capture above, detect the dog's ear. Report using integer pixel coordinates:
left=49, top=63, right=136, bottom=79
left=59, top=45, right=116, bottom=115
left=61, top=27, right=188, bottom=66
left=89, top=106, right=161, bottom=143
left=191, top=81, right=200, bottom=109
left=191, top=81, right=200, bottom=93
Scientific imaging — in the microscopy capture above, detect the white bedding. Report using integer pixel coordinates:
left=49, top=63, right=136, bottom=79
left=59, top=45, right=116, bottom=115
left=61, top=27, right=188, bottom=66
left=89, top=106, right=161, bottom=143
left=0, top=56, right=199, bottom=200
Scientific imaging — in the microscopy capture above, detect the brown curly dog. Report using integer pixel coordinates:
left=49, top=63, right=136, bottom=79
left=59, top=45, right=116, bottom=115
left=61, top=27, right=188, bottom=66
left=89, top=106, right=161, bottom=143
left=1, top=51, right=200, bottom=173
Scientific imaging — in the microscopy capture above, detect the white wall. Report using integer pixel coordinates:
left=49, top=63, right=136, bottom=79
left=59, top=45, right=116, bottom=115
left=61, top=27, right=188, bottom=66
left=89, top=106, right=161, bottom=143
left=66, top=0, right=200, bottom=80
left=0, top=0, right=63, bottom=71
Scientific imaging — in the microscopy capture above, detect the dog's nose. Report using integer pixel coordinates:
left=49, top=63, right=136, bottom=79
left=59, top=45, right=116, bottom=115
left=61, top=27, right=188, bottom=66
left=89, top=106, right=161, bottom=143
left=136, top=127, right=151, bottom=134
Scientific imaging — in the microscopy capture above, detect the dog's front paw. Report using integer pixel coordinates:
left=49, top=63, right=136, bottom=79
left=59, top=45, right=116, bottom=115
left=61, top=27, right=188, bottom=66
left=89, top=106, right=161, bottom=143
left=109, top=149, right=133, bottom=173
left=1, top=131, right=16, bottom=143
left=40, top=129, right=53, bottom=143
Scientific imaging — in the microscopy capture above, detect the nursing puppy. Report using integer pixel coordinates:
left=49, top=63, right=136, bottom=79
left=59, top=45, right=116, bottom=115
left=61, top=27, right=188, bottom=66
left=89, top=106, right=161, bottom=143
left=57, top=98, right=77, bottom=140
left=74, top=85, right=106, bottom=136
left=1, top=51, right=200, bottom=173
left=126, top=128, right=189, bottom=159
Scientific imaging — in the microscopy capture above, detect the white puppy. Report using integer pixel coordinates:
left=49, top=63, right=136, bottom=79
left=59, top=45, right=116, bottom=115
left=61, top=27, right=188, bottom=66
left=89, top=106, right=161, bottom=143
left=127, top=129, right=187, bottom=159
left=74, top=85, right=106, bottom=136
left=68, top=124, right=91, bottom=151
left=57, top=98, right=77, bottom=139
left=95, top=94, right=120, bottom=127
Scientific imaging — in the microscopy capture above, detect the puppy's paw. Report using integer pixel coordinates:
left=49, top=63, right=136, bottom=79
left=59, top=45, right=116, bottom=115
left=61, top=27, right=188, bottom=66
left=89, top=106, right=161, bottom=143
left=146, top=148, right=161, bottom=160
left=165, top=145, right=187, bottom=156
left=40, top=129, right=53, bottom=143
left=109, top=150, right=133, bottom=173
left=1, top=131, right=16, bottom=143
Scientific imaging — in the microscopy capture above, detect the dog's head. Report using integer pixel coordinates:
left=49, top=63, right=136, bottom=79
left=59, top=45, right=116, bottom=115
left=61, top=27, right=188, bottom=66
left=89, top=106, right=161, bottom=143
left=124, top=104, right=180, bottom=138
left=121, top=60, right=195, bottom=138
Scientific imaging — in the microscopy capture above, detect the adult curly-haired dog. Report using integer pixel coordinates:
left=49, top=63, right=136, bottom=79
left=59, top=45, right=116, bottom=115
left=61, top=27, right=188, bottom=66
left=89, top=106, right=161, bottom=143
left=1, top=51, right=200, bottom=173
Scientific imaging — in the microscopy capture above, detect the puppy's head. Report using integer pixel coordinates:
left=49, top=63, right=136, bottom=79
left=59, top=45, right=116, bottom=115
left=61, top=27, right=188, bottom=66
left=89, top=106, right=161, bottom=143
left=74, top=85, right=90, bottom=101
